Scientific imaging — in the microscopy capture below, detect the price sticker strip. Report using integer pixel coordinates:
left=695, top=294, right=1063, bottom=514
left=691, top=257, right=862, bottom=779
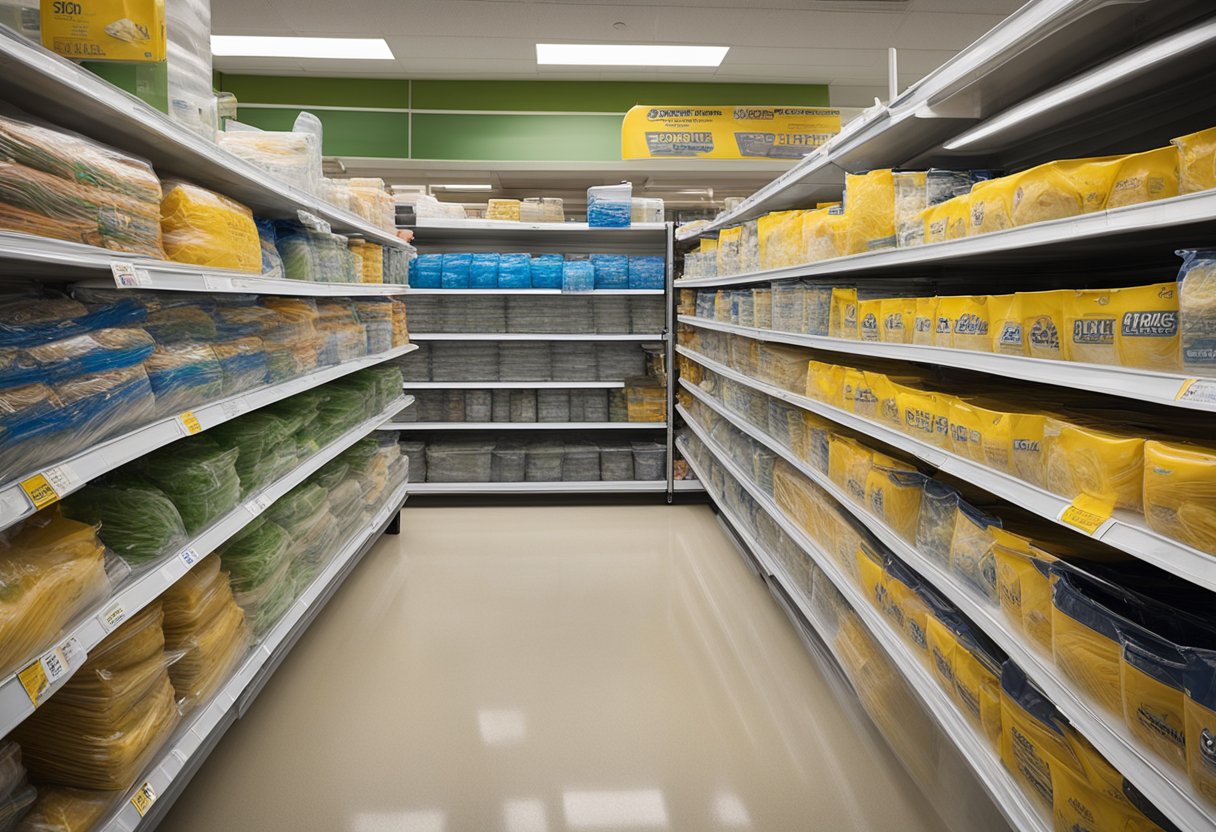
left=19, top=464, right=81, bottom=511
left=17, top=638, right=84, bottom=707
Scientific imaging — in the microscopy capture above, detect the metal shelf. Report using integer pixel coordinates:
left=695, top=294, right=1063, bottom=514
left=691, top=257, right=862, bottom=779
left=676, top=345, right=1216, bottom=595
left=0, top=397, right=407, bottom=740
left=385, top=422, right=667, bottom=431
left=402, top=288, right=663, bottom=296
left=671, top=479, right=705, bottom=492
left=96, top=476, right=409, bottom=832
left=0, top=28, right=407, bottom=249
left=680, top=378, right=1216, bottom=832
left=407, top=481, right=667, bottom=494
left=676, top=431, right=1050, bottom=832
left=411, top=219, right=668, bottom=233
left=405, top=219, right=671, bottom=252
left=678, top=315, right=1212, bottom=411
left=408, top=332, right=665, bottom=342
left=403, top=380, right=625, bottom=390
left=0, top=344, right=418, bottom=534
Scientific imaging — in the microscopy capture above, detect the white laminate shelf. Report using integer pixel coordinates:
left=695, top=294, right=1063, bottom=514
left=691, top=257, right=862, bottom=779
left=406, top=481, right=667, bottom=494
left=675, top=430, right=1050, bottom=832
left=403, top=380, right=626, bottom=390
left=0, top=344, right=418, bottom=534
left=401, top=288, right=663, bottom=296
left=96, top=477, right=410, bottom=832
left=384, top=422, right=667, bottom=431
left=678, top=315, right=1216, bottom=412
left=679, top=378, right=1216, bottom=832
left=408, top=332, right=666, bottom=342
left=0, top=29, right=408, bottom=249
left=676, top=345, right=1216, bottom=595
left=0, top=397, right=408, bottom=740
left=672, top=479, right=705, bottom=492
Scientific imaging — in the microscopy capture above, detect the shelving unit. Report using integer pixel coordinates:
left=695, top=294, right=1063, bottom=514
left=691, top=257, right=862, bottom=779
left=407, top=481, right=668, bottom=494
left=386, top=421, right=666, bottom=431
left=402, top=288, right=662, bottom=296
left=408, top=332, right=665, bottom=342
left=403, top=380, right=625, bottom=390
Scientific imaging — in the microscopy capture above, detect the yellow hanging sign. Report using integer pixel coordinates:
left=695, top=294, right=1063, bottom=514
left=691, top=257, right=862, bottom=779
left=621, top=106, right=840, bottom=160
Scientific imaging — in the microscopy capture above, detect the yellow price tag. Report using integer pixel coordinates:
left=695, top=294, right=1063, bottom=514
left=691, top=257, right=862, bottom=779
left=130, top=782, right=157, bottom=816
left=19, top=474, right=59, bottom=510
left=178, top=411, right=202, bottom=435
left=16, top=661, right=49, bottom=706
left=1058, top=493, right=1115, bottom=536
left=1177, top=378, right=1216, bottom=404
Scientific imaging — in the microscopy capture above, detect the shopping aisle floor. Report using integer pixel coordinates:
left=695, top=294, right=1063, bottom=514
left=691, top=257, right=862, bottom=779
left=162, top=505, right=948, bottom=832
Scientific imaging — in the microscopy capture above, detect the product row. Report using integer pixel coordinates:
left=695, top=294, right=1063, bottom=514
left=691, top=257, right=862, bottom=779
left=0, top=111, right=407, bottom=278
left=409, top=252, right=665, bottom=291
left=682, top=124, right=1216, bottom=277
left=0, top=291, right=409, bottom=481
left=401, top=381, right=666, bottom=425
left=405, top=295, right=665, bottom=335
left=0, top=434, right=408, bottom=831
left=681, top=426, right=1177, bottom=832
left=401, top=437, right=667, bottom=484
left=682, top=255, right=1211, bottom=373
left=680, top=328, right=1216, bottom=556
left=398, top=342, right=660, bottom=383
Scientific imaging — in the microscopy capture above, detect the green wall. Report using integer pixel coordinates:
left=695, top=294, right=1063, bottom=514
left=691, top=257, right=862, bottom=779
left=214, top=74, right=830, bottom=162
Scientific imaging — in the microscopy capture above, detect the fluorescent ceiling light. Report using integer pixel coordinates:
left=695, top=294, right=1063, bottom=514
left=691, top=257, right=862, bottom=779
left=536, top=43, right=728, bottom=67
left=210, top=35, right=394, bottom=60
left=433, top=184, right=493, bottom=191
left=944, top=19, right=1216, bottom=150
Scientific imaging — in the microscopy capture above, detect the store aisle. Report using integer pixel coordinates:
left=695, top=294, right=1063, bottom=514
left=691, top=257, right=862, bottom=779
left=161, top=505, right=948, bottom=832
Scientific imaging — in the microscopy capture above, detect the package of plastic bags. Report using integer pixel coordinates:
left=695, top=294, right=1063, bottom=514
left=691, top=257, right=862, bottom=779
left=843, top=169, right=896, bottom=255
left=217, top=122, right=321, bottom=196
left=562, top=258, right=595, bottom=292
left=133, top=438, right=242, bottom=534
left=1062, top=282, right=1179, bottom=370
left=530, top=254, right=562, bottom=289
left=629, top=256, right=665, bottom=290
left=15, top=786, right=115, bottom=832
left=497, top=253, right=531, bottom=289
left=1172, top=126, right=1216, bottom=195
left=591, top=254, right=628, bottom=289
left=218, top=516, right=295, bottom=635
left=587, top=183, right=631, bottom=228
left=441, top=253, right=472, bottom=289
left=1177, top=249, right=1216, bottom=373
left=160, top=181, right=261, bottom=274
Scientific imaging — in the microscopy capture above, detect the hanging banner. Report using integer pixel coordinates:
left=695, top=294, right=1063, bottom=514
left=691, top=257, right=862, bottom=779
left=621, top=106, right=840, bottom=160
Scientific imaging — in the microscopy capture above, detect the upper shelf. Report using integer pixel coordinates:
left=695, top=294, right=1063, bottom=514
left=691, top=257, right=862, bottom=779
left=0, top=27, right=407, bottom=249
left=404, top=219, right=672, bottom=253
left=678, top=0, right=1216, bottom=240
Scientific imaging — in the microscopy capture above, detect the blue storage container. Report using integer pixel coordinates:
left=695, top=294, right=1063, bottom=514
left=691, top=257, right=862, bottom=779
left=530, top=254, right=563, bottom=289
left=562, top=259, right=595, bottom=293
left=498, top=254, right=532, bottom=288
left=410, top=254, right=443, bottom=288
left=591, top=254, right=629, bottom=289
left=470, top=253, right=500, bottom=289
left=441, top=253, right=473, bottom=289
left=628, top=256, right=665, bottom=289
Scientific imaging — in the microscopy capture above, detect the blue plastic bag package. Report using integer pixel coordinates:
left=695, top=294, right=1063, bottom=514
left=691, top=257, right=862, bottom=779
left=410, top=254, right=443, bottom=289
left=470, top=253, right=501, bottom=289
left=441, top=253, right=473, bottom=289
left=562, top=259, right=595, bottom=293
left=498, top=254, right=532, bottom=289
left=629, top=256, right=665, bottom=290
left=530, top=255, right=563, bottom=289
left=591, top=254, right=629, bottom=289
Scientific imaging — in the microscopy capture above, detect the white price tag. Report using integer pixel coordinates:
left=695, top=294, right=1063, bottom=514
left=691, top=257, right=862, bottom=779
left=59, top=637, right=84, bottom=670
left=42, top=464, right=81, bottom=495
left=1177, top=378, right=1216, bottom=404
left=110, top=261, right=147, bottom=288
left=219, top=400, right=248, bottom=420
left=179, top=548, right=201, bottom=569
left=247, top=493, right=274, bottom=515
left=202, top=275, right=232, bottom=292
left=101, top=602, right=127, bottom=632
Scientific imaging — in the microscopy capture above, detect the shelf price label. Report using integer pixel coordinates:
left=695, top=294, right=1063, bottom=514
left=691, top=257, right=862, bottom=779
left=20, top=465, right=82, bottom=511
left=1177, top=378, right=1216, bottom=404
left=1058, top=494, right=1115, bottom=536
left=101, top=602, right=127, bottom=633
left=179, top=548, right=200, bottom=569
left=130, top=782, right=158, bottom=816
left=110, top=262, right=148, bottom=288
left=17, top=638, right=83, bottom=707
left=177, top=411, right=202, bottom=435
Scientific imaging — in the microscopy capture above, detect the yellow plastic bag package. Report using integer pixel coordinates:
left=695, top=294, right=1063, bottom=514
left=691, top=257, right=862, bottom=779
left=949, top=502, right=1002, bottom=602
left=1172, top=125, right=1216, bottom=195
left=1183, top=649, right=1216, bottom=804
left=939, top=295, right=991, bottom=351
left=716, top=226, right=742, bottom=277
left=893, top=170, right=927, bottom=248
left=857, top=298, right=883, bottom=342
left=828, top=435, right=872, bottom=504
left=16, top=786, right=116, bottom=832
left=801, top=209, right=847, bottom=263
left=829, top=288, right=859, bottom=339
left=0, top=511, right=111, bottom=678
left=1008, top=409, right=1051, bottom=488
left=1011, top=156, right=1121, bottom=227
left=1106, top=147, right=1179, bottom=209
left=988, top=293, right=1026, bottom=355
left=699, top=237, right=718, bottom=256
left=912, top=296, right=938, bottom=346
left=897, top=386, right=952, bottom=449
left=1051, top=567, right=1125, bottom=715
left=1143, top=440, right=1216, bottom=555
left=954, top=636, right=1004, bottom=748
left=853, top=543, right=888, bottom=613
left=926, top=614, right=961, bottom=702
left=1018, top=289, right=1069, bottom=360
left=949, top=398, right=1011, bottom=470
left=1044, top=418, right=1145, bottom=511
left=864, top=466, right=925, bottom=542
left=968, top=177, right=1014, bottom=236
left=843, top=366, right=873, bottom=417
left=886, top=566, right=933, bottom=660
left=160, top=181, right=261, bottom=274
left=843, top=169, right=896, bottom=255
left=752, top=288, right=772, bottom=329
left=1178, top=249, right=1216, bottom=373
left=879, top=296, right=916, bottom=344
left=994, top=533, right=1044, bottom=637
left=1121, top=631, right=1189, bottom=771
left=943, top=194, right=972, bottom=240
left=806, top=360, right=845, bottom=406
left=865, top=371, right=904, bottom=428
left=758, top=211, right=804, bottom=269
left=1063, top=282, right=1178, bottom=370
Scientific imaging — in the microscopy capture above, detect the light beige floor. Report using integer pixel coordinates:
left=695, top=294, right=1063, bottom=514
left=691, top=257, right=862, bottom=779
left=161, top=505, right=952, bottom=832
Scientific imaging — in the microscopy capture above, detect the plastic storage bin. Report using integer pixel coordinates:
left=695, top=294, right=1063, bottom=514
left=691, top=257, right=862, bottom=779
left=632, top=442, right=667, bottom=481
left=498, top=254, right=532, bottom=289
left=492, top=442, right=526, bottom=482
left=425, top=441, right=492, bottom=482
left=526, top=442, right=564, bottom=481
left=563, top=441, right=601, bottom=481
left=530, top=254, right=563, bottom=289
left=629, top=256, right=665, bottom=290
left=600, top=444, right=635, bottom=480
left=592, top=254, right=630, bottom=289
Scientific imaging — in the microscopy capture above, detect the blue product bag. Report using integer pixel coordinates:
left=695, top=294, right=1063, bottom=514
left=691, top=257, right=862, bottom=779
left=530, top=254, right=563, bottom=289
left=591, top=254, right=629, bottom=289
left=628, top=256, right=665, bottom=289
left=470, top=253, right=501, bottom=289
left=563, top=259, right=595, bottom=293
left=498, top=254, right=532, bottom=288
left=410, top=254, right=443, bottom=288
left=441, top=253, right=473, bottom=289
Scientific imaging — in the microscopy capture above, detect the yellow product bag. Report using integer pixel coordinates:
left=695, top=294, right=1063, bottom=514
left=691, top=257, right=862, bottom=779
left=1051, top=748, right=1166, bottom=832
left=857, top=298, right=883, bottom=343
left=1143, top=440, right=1216, bottom=555
left=799, top=412, right=834, bottom=472
left=713, top=292, right=732, bottom=322
left=925, top=614, right=961, bottom=701
left=1018, top=288, right=1069, bottom=360
left=1106, top=146, right=1179, bottom=209
left=802, top=209, right=848, bottom=263
left=756, top=213, right=784, bottom=270
left=865, top=466, right=925, bottom=541
left=968, top=176, right=1014, bottom=236
left=943, top=194, right=971, bottom=240
left=949, top=502, right=1002, bottom=601
left=716, top=225, right=742, bottom=277
left=1172, top=126, right=1216, bottom=195
left=1008, top=409, right=1050, bottom=488
left=948, top=398, right=984, bottom=463
left=932, top=295, right=959, bottom=348
left=1011, top=157, right=1119, bottom=227
left=843, top=169, right=896, bottom=255
left=1063, top=282, right=1179, bottom=369
left=854, top=543, right=888, bottom=612
left=954, top=639, right=1004, bottom=748
left=699, top=237, right=718, bottom=256
left=949, top=295, right=992, bottom=352
left=806, top=360, right=845, bottom=406
left=996, top=543, right=1057, bottom=651
left=865, top=371, right=903, bottom=428
left=828, top=435, right=872, bottom=504
left=1051, top=568, right=1124, bottom=715
left=950, top=397, right=1012, bottom=471
left=1000, top=663, right=1078, bottom=815
left=921, top=202, right=950, bottom=245
left=988, top=293, right=1026, bottom=355
left=160, top=181, right=261, bottom=273
left=1121, top=632, right=1188, bottom=770
left=886, top=568, right=932, bottom=658
left=828, top=287, right=859, bottom=339
left=844, top=366, right=874, bottom=417
left=900, top=387, right=953, bottom=449
left=1183, top=649, right=1216, bottom=804
left=1044, top=418, right=1145, bottom=511
left=879, top=296, right=916, bottom=344
left=912, top=296, right=938, bottom=346
left=993, top=530, right=1033, bottom=629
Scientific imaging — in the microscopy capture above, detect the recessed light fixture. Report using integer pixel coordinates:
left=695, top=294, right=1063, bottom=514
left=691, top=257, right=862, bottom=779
left=210, top=35, right=394, bottom=60
left=536, top=43, right=728, bottom=67
left=433, top=184, right=493, bottom=192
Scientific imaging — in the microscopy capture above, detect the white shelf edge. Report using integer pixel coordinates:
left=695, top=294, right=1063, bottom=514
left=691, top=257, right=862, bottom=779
left=401, top=288, right=664, bottom=296
left=677, top=315, right=1208, bottom=411
left=672, top=479, right=705, bottom=492
left=383, top=421, right=667, bottom=431
left=675, top=429, right=1050, bottom=832
left=676, top=344, right=1216, bottom=594
left=409, top=219, right=669, bottom=233
left=0, top=343, right=418, bottom=533
left=0, top=396, right=409, bottom=740
left=406, top=480, right=667, bottom=494
left=673, top=191, right=1216, bottom=286
left=96, top=476, right=409, bottom=832
left=402, top=380, right=626, bottom=390
left=679, top=378, right=1216, bottom=832
left=408, top=332, right=666, bottom=342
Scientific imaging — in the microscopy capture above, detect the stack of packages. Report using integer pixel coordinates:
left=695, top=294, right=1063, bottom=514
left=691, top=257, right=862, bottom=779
left=217, top=115, right=322, bottom=197
left=0, top=741, right=35, bottom=829
left=160, top=181, right=261, bottom=273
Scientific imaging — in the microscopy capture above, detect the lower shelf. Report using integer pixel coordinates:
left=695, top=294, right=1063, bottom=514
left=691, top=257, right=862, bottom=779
left=672, top=479, right=705, bottom=492
left=407, top=481, right=668, bottom=494
left=97, top=478, right=410, bottom=832
left=383, top=422, right=667, bottom=431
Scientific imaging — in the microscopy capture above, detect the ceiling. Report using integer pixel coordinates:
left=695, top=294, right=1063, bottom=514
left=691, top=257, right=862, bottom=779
left=210, top=0, right=1024, bottom=102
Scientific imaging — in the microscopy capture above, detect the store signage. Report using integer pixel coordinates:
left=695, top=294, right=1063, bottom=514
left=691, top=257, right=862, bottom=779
left=622, top=106, right=840, bottom=160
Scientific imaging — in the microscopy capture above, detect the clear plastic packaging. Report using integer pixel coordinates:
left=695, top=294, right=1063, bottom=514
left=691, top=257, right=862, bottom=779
left=628, top=256, right=665, bottom=290
left=160, top=181, right=261, bottom=273
left=63, top=478, right=187, bottom=564
left=591, top=254, right=629, bottom=289
left=1172, top=126, right=1216, bottom=195
left=587, top=183, right=632, bottom=228
left=1177, top=249, right=1216, bottom=373
left=562, top=258, right=595, bottom=293
left=498, top=253, right=531, bottom=289
left=530, top=254, right=562, bottom=289
left=469, top=253, right=500, bottom=289
left=409, top=254, right=443, bottom=289
left=425, top=441, right=493, bottom=482
left=441, top=253, right=472, bottom=289
left=217, top=124, right=321, bottom=196
left=218, top=516, right=294, bottom=635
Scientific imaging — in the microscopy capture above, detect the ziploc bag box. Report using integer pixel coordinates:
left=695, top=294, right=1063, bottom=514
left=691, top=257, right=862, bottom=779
left=42, top=0, right=166, bottom=61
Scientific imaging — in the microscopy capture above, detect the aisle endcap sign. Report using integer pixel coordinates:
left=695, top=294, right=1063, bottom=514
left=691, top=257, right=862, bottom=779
left=621, top=106, right=841, bottom=160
